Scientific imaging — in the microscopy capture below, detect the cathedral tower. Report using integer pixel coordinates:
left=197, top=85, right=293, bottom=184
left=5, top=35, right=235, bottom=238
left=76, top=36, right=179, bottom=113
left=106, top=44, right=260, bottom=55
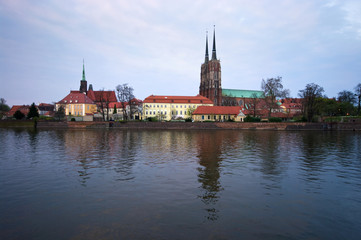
left=79, top=60, right=87, bottom=94
left=199, top=27, right=222, bottom=106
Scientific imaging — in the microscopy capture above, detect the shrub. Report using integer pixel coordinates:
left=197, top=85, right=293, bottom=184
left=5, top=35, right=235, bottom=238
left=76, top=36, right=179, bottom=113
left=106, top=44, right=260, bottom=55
left=269, top=117, right=282, bottom=122
left=39, top=116, right=54, bottom=120
left=71, top=118, right=76, bottom=121
left=324, top=116, right=342, bottom=123
left=244, top=115, right=261, bottom=122
left=147, top=117, right=158, bottom=122
left=185, top=118, right=192, bottom=122
left=293, top=116, right=307, bottom=122
left=13, top=110, right=25, bottom=120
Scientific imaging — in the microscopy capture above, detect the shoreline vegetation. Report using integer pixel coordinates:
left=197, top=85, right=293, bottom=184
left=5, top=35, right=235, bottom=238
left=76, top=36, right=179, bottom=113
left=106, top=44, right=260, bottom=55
left=1, top=120, right=361, bottom=131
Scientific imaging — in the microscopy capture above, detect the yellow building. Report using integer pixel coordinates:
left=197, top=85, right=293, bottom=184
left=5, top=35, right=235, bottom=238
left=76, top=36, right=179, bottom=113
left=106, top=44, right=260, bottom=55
left=192, top=106, right=246, bottom=122
left=56, top=91, right=97, bottom=116
left=143, top=95, right=213, bottom=121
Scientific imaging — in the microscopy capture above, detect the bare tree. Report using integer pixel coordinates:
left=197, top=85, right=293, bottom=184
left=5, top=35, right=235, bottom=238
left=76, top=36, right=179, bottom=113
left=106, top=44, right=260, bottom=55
left=97, top=89, right=113, bottom=121
left=97, top=89, right=106, bottom=121
left=116, top=84, right=135, bottom=121
left=338, top=90, right=356, bottom=104
left=298, top=83, right=324, bottom=122
left=249, top=93, right=261, bottom=117
left=261, top=77, right=289, bottom=117
left=355, top=83, right=361, bottom=115
left=222, top=94, right=238, bottom=106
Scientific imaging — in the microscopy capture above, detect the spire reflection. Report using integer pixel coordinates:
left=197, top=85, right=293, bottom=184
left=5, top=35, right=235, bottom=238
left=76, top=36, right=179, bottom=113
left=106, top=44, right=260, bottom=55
left=196, top=131, right=225, bottom=221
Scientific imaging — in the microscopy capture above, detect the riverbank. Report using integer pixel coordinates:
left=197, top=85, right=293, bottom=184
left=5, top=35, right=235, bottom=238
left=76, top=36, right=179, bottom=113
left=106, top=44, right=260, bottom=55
left=1, top=120, right=361, bottom=130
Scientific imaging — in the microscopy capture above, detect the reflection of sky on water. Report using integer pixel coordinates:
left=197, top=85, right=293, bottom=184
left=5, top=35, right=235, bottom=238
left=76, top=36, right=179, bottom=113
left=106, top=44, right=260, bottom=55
left=1, top=129, right=361, bottom=239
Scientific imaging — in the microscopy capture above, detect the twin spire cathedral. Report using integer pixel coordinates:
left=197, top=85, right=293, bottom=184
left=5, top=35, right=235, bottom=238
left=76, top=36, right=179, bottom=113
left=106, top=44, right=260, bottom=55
left=80, top=29, right=222, bottom=106
left=199, top=27, right=222, bottom=106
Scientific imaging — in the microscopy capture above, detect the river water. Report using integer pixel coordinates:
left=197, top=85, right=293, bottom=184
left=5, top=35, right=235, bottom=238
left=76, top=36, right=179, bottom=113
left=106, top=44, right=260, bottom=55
left=0, top=128, right=360, bottom=240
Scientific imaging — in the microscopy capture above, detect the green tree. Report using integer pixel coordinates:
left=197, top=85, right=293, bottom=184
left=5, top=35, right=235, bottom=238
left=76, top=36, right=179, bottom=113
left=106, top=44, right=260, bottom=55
left=0, top=98, right=10, bottom=112
left=27, top=103, right=39, bottom=119
left=14, top=110, right=25, bottom=120
left=317, top=98, right=355, bottom=117
left=316, top=98, right=338, bottom=116
left=298, top=83, right=324, bottom=122
left=186, top=106, right=196, bottom=117
left=0, top=98, right=10, bottom=119
left=261, top=77, right=289, bottom=117
left=54, top=105, right=65, bottom=120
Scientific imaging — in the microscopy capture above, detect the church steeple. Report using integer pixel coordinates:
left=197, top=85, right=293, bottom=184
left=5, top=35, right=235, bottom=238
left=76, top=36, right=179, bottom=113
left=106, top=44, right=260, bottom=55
left=205, top=31, right=209, bottom=63
left=211, top=26, right=217, bottom=60
left=79, top=59, right=88, bottom=93
left=82, top=59, right=86, bottom=81
left=200, top=25, right=222, bottom=106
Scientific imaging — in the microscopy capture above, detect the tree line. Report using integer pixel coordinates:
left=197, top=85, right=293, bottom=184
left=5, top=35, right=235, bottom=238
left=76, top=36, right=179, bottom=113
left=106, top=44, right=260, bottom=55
left=260, top=77, right=361, bottom=122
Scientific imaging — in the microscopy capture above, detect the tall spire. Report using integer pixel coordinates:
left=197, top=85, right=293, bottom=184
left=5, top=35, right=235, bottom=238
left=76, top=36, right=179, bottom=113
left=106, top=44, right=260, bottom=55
left=211, top=25, right=217, bottom=60
left=205, top=31, right=209, bottom=63
left=82, top=59, right=86, bottom=81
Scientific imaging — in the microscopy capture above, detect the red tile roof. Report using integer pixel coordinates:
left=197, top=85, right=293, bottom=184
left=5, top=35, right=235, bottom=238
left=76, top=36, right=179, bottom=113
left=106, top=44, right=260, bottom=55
left=91, top=91, right=117, bottom=102
left=144, top=95, right=213, bottom=104
left=193, top=106, right=243, bottom=115
left=109, top=102, right=126, bottom=108
left=87, top=90, right=96, bottom=101
left=6, top=105, right=30, bottom=117
left=38, top=103, right=53, bottom=107
left=109, top=99, right=142, bottom=108
left=57, top=92, right=95, bottom=104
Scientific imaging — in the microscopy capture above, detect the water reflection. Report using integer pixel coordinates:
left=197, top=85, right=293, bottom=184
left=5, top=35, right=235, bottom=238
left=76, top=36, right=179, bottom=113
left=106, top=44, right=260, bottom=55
left=1, top=128, right=361, bottom=239
left=63, top=130, right=138, bottom=185
left=196, top=131, right=228, bottom=221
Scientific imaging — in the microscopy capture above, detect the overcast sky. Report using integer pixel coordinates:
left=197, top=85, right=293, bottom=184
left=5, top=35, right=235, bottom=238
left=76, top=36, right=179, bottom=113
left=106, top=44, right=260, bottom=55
left=1, top=0, right=361, bottom=106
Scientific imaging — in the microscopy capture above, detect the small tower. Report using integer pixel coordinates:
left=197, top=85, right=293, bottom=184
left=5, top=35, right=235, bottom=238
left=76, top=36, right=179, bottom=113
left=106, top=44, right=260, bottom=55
left=199, top=26, right=222, bottom=106
left=79, top=60, right=87, bottom=94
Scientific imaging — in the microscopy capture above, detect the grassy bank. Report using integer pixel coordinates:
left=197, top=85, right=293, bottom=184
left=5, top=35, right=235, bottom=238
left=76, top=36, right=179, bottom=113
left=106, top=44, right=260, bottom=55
left=0, top=120, right=35, bottom=128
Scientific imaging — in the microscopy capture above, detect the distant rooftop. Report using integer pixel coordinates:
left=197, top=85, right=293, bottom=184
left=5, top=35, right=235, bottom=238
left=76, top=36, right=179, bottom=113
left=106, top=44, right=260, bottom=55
left=143, top=95, right=213, bottom=104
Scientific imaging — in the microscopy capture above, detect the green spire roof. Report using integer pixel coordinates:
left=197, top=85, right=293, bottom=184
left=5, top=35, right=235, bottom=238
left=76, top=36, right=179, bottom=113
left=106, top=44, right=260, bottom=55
left=82, top=59, right=86, bottom=81
left=222, top=89, right=264, bottom=98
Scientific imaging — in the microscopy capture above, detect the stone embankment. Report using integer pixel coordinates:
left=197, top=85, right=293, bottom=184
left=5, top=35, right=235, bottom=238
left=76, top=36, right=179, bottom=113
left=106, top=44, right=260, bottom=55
left=42, top=121, right=361, bottom=130
left=1, top=120, right=361, bottom=131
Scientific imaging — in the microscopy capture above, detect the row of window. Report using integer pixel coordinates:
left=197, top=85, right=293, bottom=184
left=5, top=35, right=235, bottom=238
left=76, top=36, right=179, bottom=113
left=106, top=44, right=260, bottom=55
left=67, top=104, right=91, bottom=115
left=145, top=110, right=188, bottom=116
left=145, top=104, right=196, bottom=109
left=64, top=100, right=80, bottom=103
left=146, top=110, right=167, bottom=116
left=201, top=115, right=231, bottom=120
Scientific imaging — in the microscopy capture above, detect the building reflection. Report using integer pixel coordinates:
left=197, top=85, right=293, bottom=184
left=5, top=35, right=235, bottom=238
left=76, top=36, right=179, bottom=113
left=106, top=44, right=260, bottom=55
left=62, top=130, right=138, bottom=185
left=195, top=131, right=239, bottom=221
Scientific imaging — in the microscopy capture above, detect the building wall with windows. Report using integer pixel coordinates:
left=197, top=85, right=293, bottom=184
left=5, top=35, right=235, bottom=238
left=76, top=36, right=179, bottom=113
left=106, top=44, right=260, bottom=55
left=108, top=100, right=142, bottom=120
left=56, top=91, right=97, bottom=117
left=143, top=95, right=213, bottom=121
left=64, top=103, right=97, bottom=116
left=192, top=106, right=246, bottom=122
